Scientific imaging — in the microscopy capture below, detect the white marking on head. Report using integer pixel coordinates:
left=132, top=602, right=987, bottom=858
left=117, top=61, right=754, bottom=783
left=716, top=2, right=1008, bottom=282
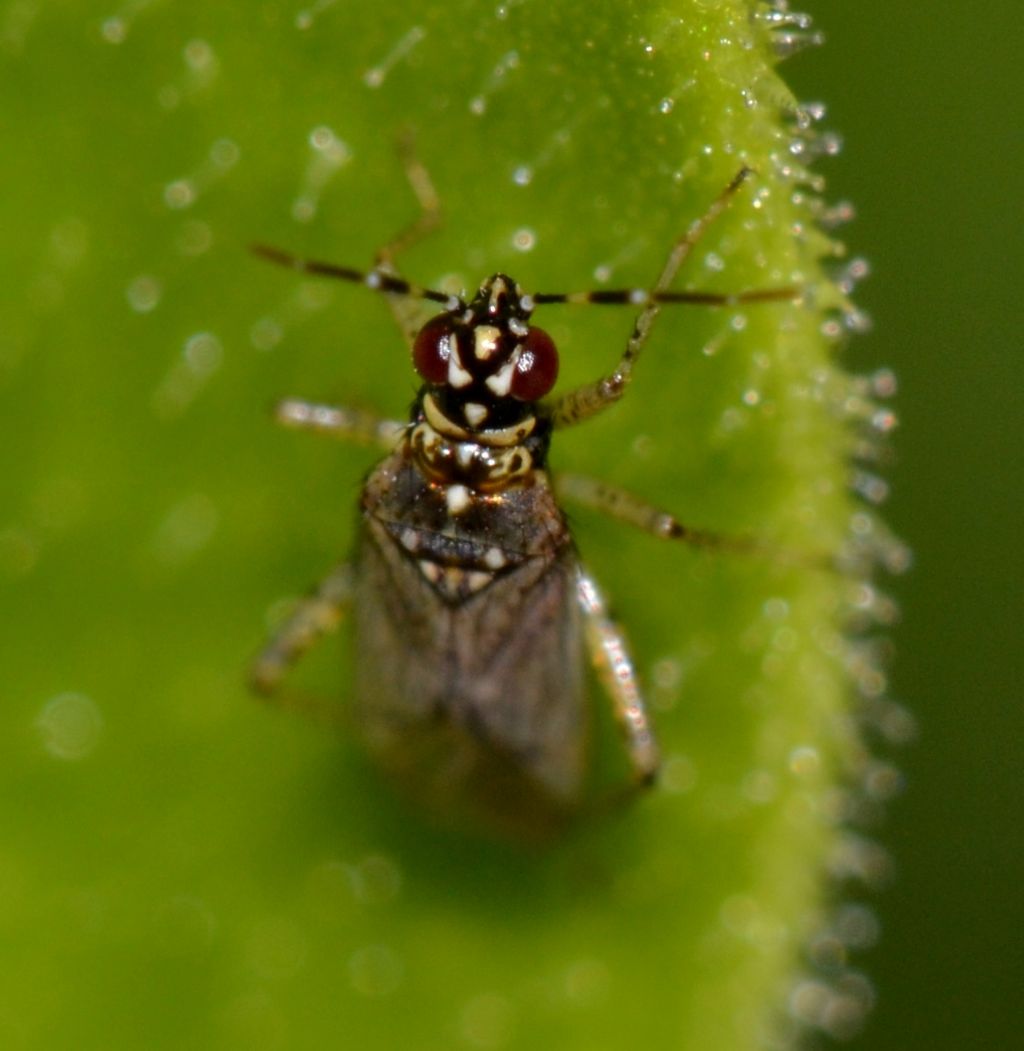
left=487, top=277, right=511, bottom=311
left=463, top=402, right=488, bottom=427
left=485, top=356, right=516, bottom=397
left=473, top=325, right=501, bottom=361
left=447, top=346, right=473, bottom=388
left=400, top=528, right=420, bottom=552
left=455, top=442, right=476, bottom=467
left=446, top=484, right=471, bottom=515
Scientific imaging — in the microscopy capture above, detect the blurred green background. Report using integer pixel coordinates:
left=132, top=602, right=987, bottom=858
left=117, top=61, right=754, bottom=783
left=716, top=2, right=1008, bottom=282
left=788, top=3, right=1023, bottom=1048
left=2, top=1, right=1020, bottom=1049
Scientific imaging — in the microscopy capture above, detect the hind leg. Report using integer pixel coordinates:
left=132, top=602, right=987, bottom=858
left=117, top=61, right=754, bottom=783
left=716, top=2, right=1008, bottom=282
left=576, top=567, right=660, bottom=791
left=249, top=562, right=353, bottom=724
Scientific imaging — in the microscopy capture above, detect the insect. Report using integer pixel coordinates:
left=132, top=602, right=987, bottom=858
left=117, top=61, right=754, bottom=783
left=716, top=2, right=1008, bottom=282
left=250, top=156, right=798, bottom=839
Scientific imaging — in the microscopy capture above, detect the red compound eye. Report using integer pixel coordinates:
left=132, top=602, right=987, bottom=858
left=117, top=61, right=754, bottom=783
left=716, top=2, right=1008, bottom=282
left=412, top=315, right=454, bottom=384
left=510, top=326, right=559, bottom=401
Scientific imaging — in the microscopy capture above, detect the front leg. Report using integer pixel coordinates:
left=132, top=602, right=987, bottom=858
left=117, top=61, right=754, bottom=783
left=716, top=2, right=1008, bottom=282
left=274, top=399, right=405, bottom=450
left=556, top=472, right=757, bottom=554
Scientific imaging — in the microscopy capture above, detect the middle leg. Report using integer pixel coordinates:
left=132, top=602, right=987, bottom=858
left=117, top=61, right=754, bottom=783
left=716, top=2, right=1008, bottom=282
left=274, top=398, right=405, bottom=450
left=557, top=472, right=758, bottom=555
left=557, top=472, right=831, bottom=569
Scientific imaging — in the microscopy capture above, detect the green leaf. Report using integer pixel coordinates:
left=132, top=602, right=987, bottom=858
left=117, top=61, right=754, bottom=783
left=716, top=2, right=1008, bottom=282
left=1, top=2, right=902, bottom=1048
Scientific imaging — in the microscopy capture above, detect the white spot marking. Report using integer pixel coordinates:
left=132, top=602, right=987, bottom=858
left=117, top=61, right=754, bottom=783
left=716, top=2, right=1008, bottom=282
left=484, top=547, right=507, bottom=570
left=487, top=277, right=512, bottom=310
left=466, top=571, right=492, bottom=593
left=418, top=560, right=441, bottom=583
left=446, top=485, right=471, bottom=515
left=485, top=358, right=515, bottom=397
left=474, top=325, right=501, bottom=361
left=447, top=345, right=473, bottom=388
left=400, top=528, right=419, bottom=552
left=463, top=403, right=488, bottom=427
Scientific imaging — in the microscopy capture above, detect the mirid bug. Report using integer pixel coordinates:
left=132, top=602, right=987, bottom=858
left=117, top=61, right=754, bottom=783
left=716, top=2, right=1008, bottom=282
left=250, top=158, right=798, bottom=838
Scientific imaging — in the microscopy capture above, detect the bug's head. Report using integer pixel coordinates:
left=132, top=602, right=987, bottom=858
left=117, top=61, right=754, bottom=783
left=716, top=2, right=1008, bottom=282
left=411, top=274, right=559, bottom=429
